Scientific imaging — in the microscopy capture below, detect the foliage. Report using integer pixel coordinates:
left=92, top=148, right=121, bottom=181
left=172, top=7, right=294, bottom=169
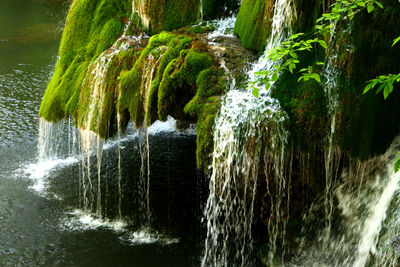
left=252, top=0, right=382, bottom=97
left=363, top=35, right=400, bottom=170
left=255, top=0, right=400, bottom=171
left=363, top=36, right=400, bottom=99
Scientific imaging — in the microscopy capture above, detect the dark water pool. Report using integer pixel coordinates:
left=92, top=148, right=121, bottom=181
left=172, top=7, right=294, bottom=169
left=0, top=1, right=206, bottom=266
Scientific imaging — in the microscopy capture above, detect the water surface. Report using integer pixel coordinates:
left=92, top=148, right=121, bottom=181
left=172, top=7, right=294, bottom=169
left=0, top=1, right=204, bottom=266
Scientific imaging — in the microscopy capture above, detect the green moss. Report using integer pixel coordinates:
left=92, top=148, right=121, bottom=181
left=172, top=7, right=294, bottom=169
left=184, top=67, right=228, bottom=171
left=39, top=0, right=234, bottom=170
left=118, top=33, right=195, bottom=127
left=132, top=0, right=201, bottom=35
left=158, top=50, right=212, bottom=120
left=39, top=0, right=132, bottom=125
left=234, top=0, right=274, bottom=51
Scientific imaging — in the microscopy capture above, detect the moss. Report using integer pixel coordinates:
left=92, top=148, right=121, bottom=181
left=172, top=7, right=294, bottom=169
left=39, top=0, right=132, bottom=124
left=234, top=0, right=274, bottom=51
left=157, top=50, right=212, bottom=120
left=132, top=0, right=201, bottom=35
left=118, top=33, right=196, bottom=127
left=272, top=42, right=328, bottom=152
left=184, top=67, right=228, bottom=171
left=39, top=0, right=243, bottom=171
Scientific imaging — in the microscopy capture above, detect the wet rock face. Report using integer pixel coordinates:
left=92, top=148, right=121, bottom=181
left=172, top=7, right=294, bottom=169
left=132, top=0, right=201, bottom=34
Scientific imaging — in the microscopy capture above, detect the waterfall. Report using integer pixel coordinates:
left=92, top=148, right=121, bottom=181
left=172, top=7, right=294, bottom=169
left=353, top=165, right=400, bottom=267
left=117, top=114, right=123, bottom=219
left=293, top=137, right=400, bottom=267
left=200, top=0, right=203, bottom=21
left=322, top=35, right=341, bottom=242
left=321, top=22, right=353, bottom=241
left=38, top=118, right=68, bottom=161
left=137, top=126, right=151, bottom=226
left=202, top=0, right=296, bottom=266
left=37, top=20, right=151, bottom=219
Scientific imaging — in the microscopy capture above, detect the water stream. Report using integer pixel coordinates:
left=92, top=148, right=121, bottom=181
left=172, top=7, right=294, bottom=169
left=202, top=0, right=296, bottom=266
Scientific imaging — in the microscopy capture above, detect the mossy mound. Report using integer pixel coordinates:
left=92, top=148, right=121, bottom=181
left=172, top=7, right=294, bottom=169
left=39, top=0, right=256, bottom=171
left=233, top=0, right=275, bottom=51
left=132, top=0, right=201, bottom=35
left=39, top=0, right=132, bottom=124
left=118, top=32, right=213, bottom=129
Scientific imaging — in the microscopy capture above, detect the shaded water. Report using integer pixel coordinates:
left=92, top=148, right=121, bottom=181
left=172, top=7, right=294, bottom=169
left=0, top=1, right=205, bottom=266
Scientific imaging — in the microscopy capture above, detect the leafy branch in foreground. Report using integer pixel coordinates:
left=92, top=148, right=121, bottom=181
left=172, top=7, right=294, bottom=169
left=251, top=0, right=382, bottom=97
left=363, top=36, right=400, bottom=99
left=252, top=1, right=400, bottom=172
left=363, top=35, right=400, bottom=171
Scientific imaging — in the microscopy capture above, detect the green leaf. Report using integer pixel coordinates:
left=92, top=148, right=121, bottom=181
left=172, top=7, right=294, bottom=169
left=393, top=36, right=400, bottom=47
left=367, top=3, right=374, bottom=13
left=252, top=87, right=259, bottom=98
left=318, top=40, right=328, bottom=49
left=363, top=82, right=373, bottom=94
left=383, top=82, right=393, bottom=99
left=394, top=156, right=400, bottom=173
left=289, top=63, right=296, bottom=73
left=265, top=82, right=271, bottom=91
left=313, top=73, right=321, bottom=83
left=356, top=1, right=365, bottom=7
left=375, top=1, right=383, bottom=9
left=271, top=73, right=279, bottom=82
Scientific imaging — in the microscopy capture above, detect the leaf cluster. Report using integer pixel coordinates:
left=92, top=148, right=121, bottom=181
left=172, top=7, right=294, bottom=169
left=252, top=0, right=382, bottom=97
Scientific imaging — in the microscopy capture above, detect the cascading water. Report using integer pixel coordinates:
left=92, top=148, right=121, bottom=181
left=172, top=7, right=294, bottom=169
left=202, top=0, right=296, bottom=266
left=292, top=137, right=400, bottom=267
left=320, top=21, right=353, bottom=243
left=37, top=20, right=148, bottom=218
left=321, top=27, right=341, bottom=242
left=137, top=126, right=152, bottom=225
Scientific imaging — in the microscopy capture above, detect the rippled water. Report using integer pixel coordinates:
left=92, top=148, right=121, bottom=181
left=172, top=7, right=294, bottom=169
left=0, top=1, right=205, bottom=266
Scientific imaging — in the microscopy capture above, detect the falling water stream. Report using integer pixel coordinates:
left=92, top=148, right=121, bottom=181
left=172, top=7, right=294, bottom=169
left=293, top=137, right=400, bottom=267
left=202, top=0, right=296, bottom=266
left=3, top=0, right=400, bottom=266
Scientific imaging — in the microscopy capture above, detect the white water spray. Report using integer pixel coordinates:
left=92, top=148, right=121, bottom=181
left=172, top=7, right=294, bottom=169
left=202, top=1, right=296, bottom=266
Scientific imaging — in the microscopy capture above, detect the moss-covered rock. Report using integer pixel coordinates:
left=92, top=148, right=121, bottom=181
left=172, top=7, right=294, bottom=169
left=132, top=0, right=201, bottom=35
left=39, top=0, right=256, bottom=171
left=184, top=67, right=228, bottom=170
left=234, top=0, right=275, bottom=51
left=335, top=1, right=400, bottom=160
left=39, top=0, right=132, bottom=124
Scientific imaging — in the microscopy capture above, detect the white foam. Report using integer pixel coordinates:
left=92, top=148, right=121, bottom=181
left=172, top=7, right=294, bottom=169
left=207, top=16, right=236, bottom=40
left=22, top=156, right=78, bottom=194
left=121, top=228, right=180, bottom=245
left=60, top=209, right=127, bottom=232
left=60, top=209, right=179, bottom=245
left=148, top=116, right=177, bottom=134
